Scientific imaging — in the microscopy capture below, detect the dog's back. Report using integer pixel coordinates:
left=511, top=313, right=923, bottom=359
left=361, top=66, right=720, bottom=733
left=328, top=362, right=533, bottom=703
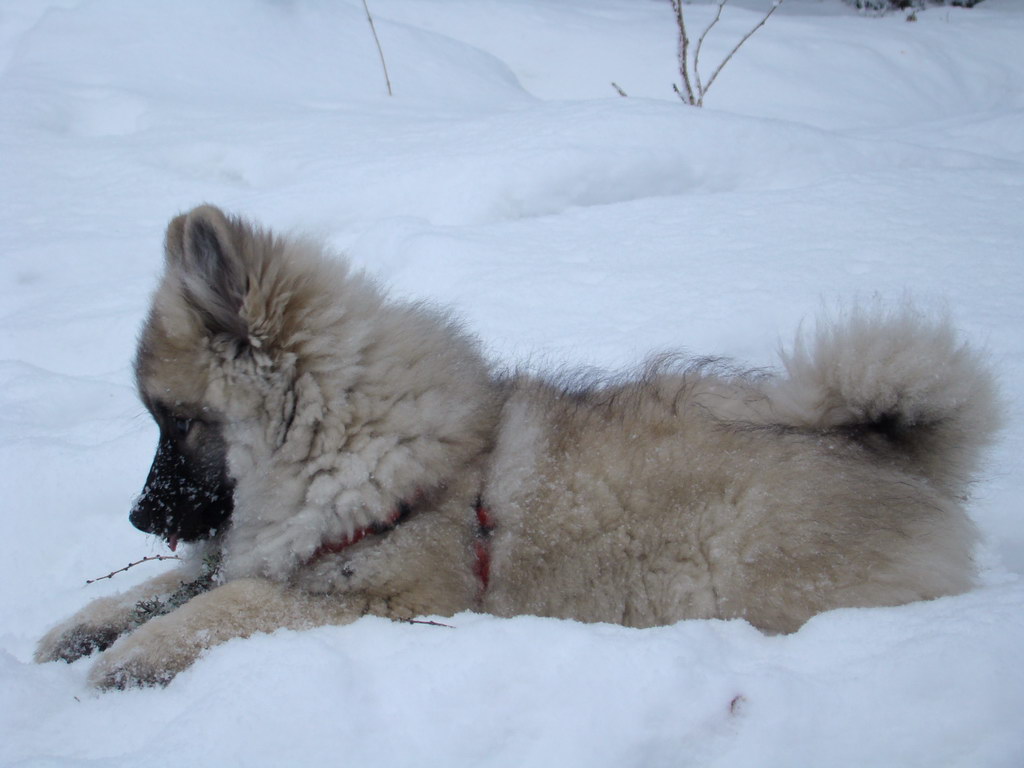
left=482, top=312, right=998, bottom=632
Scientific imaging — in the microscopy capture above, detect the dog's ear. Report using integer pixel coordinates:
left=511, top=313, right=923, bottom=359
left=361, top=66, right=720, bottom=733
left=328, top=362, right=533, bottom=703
left=165, top=205, right=250, bottom=340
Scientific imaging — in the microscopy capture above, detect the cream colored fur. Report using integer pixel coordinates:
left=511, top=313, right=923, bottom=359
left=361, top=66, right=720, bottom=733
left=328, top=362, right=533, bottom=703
left=36, top=206, right=999, bottom=688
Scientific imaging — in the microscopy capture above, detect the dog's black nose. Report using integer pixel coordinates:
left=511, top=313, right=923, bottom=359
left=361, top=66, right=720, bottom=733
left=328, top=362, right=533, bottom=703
left=128, top=494, right=158, bottom=534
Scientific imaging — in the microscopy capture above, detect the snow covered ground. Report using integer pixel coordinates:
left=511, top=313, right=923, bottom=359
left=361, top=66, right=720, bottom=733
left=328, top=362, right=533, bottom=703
left=2, top=0, right=1023, bottom=765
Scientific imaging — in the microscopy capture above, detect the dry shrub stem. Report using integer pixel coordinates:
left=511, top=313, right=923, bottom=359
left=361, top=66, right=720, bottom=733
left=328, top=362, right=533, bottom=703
left=672, top=0, right=782, bottom=107
left=403, top=619, right=456, bottom=629
left=361, top=0, right=393, bottom=97
left=86, top=555, right=181, bottom=585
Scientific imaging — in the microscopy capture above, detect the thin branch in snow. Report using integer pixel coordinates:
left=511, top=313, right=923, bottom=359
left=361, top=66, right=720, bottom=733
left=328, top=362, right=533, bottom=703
left=672, top=0, right=783, bottom=107
left=361, top=0, right=393, bottom=97
left=702, top=1, right=782, bottom=98
left=86, top=554, right=181, bottom=585
left=403, top=618, right=456, bottom=628
left=671, top=0, right=696, bottom=105
left=692, top=0, right=727, bottom=101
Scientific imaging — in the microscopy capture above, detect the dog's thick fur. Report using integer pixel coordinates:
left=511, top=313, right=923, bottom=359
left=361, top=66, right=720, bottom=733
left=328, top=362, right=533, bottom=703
left=36, top=205, right=999, bottom=688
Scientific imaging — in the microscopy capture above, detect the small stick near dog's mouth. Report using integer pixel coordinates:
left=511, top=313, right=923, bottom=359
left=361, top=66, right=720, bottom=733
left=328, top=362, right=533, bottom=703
left=85, top=555, right=181, bottom=585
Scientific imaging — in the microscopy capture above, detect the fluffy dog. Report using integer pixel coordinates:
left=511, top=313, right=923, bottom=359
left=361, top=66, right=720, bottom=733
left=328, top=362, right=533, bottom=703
left=36, top=205, right=999, bottom=688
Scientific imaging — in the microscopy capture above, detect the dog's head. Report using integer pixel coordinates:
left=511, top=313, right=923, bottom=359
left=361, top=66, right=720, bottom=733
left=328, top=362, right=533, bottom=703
left=128, top=205, right=498, bottom=566
left=130, top=205, right=270, bottom=549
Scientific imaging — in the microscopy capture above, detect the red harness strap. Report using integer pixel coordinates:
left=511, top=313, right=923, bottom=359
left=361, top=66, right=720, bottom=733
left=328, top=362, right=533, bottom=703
left=473, top=497, right=495, bottom=595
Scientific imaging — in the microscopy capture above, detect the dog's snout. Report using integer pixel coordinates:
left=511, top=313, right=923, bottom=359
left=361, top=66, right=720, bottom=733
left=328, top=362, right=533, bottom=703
left=128, top=494, right=156, bottom=533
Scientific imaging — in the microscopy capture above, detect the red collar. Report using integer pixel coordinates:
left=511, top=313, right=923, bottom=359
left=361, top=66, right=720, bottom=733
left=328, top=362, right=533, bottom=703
left=307, top=496, right=496, bottom=598
left=308, top=502, right=411, bottom=561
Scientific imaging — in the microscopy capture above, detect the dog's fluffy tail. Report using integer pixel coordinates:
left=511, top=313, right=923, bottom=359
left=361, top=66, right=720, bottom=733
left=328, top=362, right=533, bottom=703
left=769, top=305, right=1000, bottom=496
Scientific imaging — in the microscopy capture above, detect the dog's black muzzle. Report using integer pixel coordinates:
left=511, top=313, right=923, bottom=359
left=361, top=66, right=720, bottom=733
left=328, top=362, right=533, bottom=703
left=130, top=436, right=234, bottom=545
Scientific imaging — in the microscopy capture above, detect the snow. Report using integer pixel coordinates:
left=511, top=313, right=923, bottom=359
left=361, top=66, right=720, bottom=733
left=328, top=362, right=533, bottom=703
left=1, top=0, right=1022, bottom=765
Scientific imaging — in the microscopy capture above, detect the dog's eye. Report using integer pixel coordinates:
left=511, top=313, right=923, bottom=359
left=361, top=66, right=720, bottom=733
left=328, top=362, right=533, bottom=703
left=172, top=417, right=193, bottom=437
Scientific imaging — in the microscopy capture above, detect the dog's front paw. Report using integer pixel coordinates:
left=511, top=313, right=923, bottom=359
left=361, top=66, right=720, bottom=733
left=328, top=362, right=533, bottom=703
left=87, top=617, right=201, bottom=690
left=35, top=622, right=122, bottom=664
left=89, top=647, right=183, bottom=690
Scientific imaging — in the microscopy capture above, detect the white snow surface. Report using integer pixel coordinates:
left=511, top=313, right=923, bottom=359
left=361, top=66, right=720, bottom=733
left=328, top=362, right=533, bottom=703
left=2, top=0, right=1023, bottom=765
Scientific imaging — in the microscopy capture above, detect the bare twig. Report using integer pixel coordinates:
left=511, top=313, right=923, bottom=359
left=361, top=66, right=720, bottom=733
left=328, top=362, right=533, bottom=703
left=671, top=0, right=782, bottom=107
left=361, top=0, right=393, bottom=97
left=611, top=81, right=629, bottom=97
left=403, top=618, right=456, bottom=629
left=86, top=554, right=181, bottom=585
left=671, top=0, right=696, bottom=104
left=702, top=1, right=782, bottom=98
left=693, top=0, right=727, bottom=100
